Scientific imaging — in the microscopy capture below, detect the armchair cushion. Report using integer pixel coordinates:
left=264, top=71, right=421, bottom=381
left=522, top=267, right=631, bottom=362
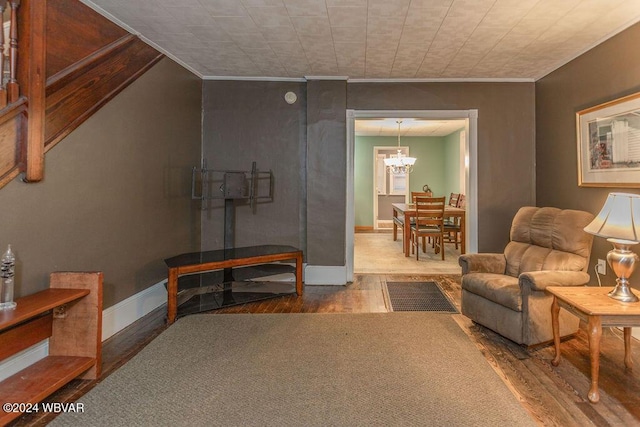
left=463, top=273, right=521, bottom=311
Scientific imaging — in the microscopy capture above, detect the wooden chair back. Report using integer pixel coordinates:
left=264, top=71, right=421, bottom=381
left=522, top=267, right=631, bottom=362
left=457, top=194, right=466, bottom=209
left=412, top=196, right=446, bottom=260
left=414, top=196, right=446, bottom=227
left=448, top=192, right=460, bottom=207
left=411, top=191, right=432, bottom=203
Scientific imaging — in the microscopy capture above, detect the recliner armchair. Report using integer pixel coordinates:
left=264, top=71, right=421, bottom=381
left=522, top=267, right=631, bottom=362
left=459, top=206, right=595, bottom=347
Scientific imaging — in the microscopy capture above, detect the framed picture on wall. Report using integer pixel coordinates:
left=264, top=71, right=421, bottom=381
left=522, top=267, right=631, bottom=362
left=577, top=91, right=640, bottom=187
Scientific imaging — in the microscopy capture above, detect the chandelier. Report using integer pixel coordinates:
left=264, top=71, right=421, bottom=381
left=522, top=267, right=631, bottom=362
left=384, top=120, right=416, bottom=174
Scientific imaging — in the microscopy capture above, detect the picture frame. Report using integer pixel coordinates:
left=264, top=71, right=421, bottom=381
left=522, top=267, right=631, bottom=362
left=577, top=92, right=640, bottom=187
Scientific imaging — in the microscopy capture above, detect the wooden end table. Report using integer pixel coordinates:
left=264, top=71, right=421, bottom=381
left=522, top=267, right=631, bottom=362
left=547, top=285, right=640, bottom=403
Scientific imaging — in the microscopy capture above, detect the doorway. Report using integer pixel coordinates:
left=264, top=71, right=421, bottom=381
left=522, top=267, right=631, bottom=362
left=346, top=109, right=479, bottom=282
left=373, top=146, right=410, bottom=229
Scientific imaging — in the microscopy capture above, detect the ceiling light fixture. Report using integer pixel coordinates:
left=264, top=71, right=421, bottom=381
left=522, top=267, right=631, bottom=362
left=384, top=120, right=416, bottom=175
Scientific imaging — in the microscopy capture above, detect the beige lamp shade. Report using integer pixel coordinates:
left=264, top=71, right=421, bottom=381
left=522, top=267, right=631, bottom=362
left=584, top=192, right=640, bottom=243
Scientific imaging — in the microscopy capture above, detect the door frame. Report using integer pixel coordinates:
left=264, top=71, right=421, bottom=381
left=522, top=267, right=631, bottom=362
left=373, top=146, right=410, bottom=229
left=346, top=109, right=479, bottom=281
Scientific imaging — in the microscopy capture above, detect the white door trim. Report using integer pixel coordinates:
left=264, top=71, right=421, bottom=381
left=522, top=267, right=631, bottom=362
left=346, top=109, right=479, bottom=282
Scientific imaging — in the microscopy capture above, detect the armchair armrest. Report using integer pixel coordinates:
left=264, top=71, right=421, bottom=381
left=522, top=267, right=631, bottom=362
left=519, top=270, right=590, bottom=292
left=458, top=253, right=506, bottom=275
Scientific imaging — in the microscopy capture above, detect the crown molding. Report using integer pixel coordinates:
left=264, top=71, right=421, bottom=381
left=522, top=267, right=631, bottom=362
left=202, top=76, right=306, bottom=82
left=346, top=77, right=534, bottom=83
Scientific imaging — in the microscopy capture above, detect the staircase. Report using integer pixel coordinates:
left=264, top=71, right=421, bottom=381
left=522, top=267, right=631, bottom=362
left=0, top=0, right=163, bottom=189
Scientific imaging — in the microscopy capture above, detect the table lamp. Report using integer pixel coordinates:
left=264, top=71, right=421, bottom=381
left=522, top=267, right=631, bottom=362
left=584, top=192, right=640, bottom=302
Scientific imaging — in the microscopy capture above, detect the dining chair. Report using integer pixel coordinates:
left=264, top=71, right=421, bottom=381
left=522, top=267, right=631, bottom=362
left=457, top=194, right=466, bottom=209
left=393, top=192, right=433, bottom=244
left=410, top=191, right=437, bottom=245
left=448, top=192, right=460, bottom=207
left=444, top=194, right=465, bottom=249
left=410, top=196, right=446, bottom=260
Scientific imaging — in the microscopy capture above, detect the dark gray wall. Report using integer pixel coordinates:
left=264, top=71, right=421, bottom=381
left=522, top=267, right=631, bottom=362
left=0, top=58, right=202, bottom=308
left=306, top=80, right=347, bottom=266
left=201, top=81, right=307, bottom=253
left=202, top=79, right=535, bottom=264
left=348, top=82, right=536, bottom=252
left=536, top=22, right=640, bottom=288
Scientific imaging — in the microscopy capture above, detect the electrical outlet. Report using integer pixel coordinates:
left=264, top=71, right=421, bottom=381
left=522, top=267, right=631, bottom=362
left=596, top=259, right=607, bottom=275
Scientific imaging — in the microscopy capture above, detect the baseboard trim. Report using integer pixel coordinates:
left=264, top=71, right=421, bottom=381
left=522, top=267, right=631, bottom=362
left=0, top=279, right=168, bottom=382
left=304, top=265, right=347, bottom=285
left=0, top=340, right=49, bottom=382
left=0, top=266, right=353, bottom=381
left=102, top=279, right=168, bottom=341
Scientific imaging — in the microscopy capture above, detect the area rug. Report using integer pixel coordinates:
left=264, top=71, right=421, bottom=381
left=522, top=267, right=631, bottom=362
left=51, top=313, right=534, bottom=427
left=386, top=281, right=458, bottom=313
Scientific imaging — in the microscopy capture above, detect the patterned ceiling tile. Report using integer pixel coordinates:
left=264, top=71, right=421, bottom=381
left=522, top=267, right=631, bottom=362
left=87, top=0, right=640, bottom=79
left=290, top=16, right=332, bottom=37
left=366, top=0, right=410, bottom=17
left=228, top=33, right=272, bottom=50
left=391, top=43, right=429, bottom=77
left=212, top=16, right=261, bottom=34
left=241, top=0, right=285, bottom=7
left=367, top=14, right=406, bottom=32
left=198, top=0, right=249, bottom=17
left=260, top=26, right=299, bottom=41
left=523, top=0, right=581, bottom=21
left=408, top=0, right=454, bottom=8
left=331, top=27, right=367, bottom=43
left=399, top=26, right=439, bottom=46
left=270, top=41, right=307, bottom=57
left=246, top=6, right=291, bottom=27
left=326, top=0, right=366, bottom=6
left=327, top=7, right=367, bottom=27
left=283, top=0, right=328, bottom=16
left=160, top=4, right=213, bottom=19
left=187, top=25, right=233, bottom=42
left=404, top=7, right=450, bottom=28
left=335, top=42, right=365, bottom=62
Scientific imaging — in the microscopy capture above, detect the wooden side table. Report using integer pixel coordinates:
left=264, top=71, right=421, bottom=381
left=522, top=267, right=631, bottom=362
left=547, top=286, right=640, bottom=403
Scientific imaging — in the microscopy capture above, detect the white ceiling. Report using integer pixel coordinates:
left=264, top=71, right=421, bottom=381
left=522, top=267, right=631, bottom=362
left=82, top=0, right=640, bottom=81
left=355, top=118, right=465, bottom=136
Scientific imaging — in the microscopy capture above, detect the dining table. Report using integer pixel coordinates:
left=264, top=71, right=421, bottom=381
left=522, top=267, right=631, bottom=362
left=392, top=202, right=466, bottom=257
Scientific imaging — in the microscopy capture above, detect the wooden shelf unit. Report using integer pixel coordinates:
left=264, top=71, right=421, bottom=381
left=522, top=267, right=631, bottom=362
left=0, top=272, right=102, bottom=426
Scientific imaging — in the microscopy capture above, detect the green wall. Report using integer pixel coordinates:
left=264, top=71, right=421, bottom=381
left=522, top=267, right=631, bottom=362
left=355, top=134, right=462, bottom=227
left=443, top=128, right=464, bottom=199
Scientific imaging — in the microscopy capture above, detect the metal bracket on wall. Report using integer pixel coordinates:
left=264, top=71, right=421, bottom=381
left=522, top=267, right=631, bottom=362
left=191, top=160, right=273, bottom=212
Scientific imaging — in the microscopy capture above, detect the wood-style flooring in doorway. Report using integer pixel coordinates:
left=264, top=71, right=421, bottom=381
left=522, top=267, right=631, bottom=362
left=12, top=274, right=640, bottom=426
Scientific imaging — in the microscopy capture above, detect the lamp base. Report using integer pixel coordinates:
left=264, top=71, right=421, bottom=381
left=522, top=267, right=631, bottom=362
left=608, top=281, right=639, bottom=302
left=606, top=239, right=640, bottom=303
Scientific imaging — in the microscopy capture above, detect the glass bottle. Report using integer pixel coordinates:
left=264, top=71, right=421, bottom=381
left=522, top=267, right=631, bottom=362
left=0, top=244, right=16, bottom=310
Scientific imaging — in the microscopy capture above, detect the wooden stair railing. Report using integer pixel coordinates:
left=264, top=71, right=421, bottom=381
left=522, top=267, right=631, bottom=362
left=0, top=0, right=163, bottom=189
left=6, top=0, right=19, bottom=104
left=0, top=1, right=7, bottom=110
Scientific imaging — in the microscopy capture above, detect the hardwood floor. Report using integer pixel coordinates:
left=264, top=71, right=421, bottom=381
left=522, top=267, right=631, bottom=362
left=12, top=274, right=640, bottom=426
